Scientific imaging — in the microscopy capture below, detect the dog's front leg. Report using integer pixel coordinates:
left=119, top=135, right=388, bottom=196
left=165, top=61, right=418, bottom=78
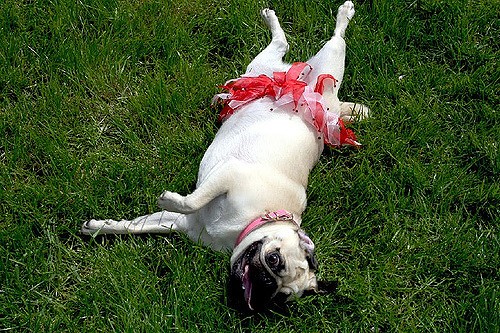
left=157, top=160, right=238, bottom=214
left=81, top=210, right=186, bottom=235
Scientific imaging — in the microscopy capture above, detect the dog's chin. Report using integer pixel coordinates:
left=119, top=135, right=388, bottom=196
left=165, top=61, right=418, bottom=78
left=228, top=240, right=280, bottom=312
left=227, top=223, right=320, bottom=312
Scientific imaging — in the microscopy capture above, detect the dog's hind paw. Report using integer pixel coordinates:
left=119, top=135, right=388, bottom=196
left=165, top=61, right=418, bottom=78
left=339, top=102, right=370, bottom=123
left=335, top=1, right=355, bottom=37
left=261, top=8, right=278, bottom=27
left=339, top=1, right=355, bottom=21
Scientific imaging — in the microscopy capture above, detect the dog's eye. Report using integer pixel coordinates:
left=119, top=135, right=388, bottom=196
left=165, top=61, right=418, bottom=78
left=266, top=251, right=281, bottom=268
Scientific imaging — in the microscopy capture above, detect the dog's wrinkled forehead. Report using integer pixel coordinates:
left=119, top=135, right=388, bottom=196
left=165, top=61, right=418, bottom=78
left=263, top=229, right=317, bottom=293
left=229, top=225, right=317, bottom=311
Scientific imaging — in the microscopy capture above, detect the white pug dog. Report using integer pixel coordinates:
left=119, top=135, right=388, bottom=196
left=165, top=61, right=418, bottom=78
left=82, top=1, right=369, bottom=312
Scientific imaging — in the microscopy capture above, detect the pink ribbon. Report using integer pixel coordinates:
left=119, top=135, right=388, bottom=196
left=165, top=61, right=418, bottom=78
left=214, top=62, right=360, bottom=147
left=235, top=210, right=295, bottom=247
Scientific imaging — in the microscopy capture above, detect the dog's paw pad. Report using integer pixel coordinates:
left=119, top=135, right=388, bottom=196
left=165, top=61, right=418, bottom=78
left=338, top=1, right=355, bottom=20
left=334, top=1, right=355, bottom=37
left=261, top=8, right=276, bottom=20
left=260, top=8, right=279, bottom=28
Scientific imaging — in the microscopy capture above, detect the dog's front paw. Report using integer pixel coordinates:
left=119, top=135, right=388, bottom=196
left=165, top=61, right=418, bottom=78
left=158, top=191, right=184, bottom=211
left=81, top=219, right=113, bottom=235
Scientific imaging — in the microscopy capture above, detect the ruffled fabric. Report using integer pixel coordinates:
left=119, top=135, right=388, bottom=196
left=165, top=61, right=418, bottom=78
left=213, top=62, right=360, bottom=147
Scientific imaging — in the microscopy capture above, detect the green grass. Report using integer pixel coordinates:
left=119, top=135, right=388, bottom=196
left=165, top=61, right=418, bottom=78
left=1, top=0, right=498, bottom=331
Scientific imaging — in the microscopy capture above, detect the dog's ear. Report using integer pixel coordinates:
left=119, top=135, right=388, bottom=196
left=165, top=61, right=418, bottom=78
left=298, top=229, right=318, bottom=270
left=306, top=251, right=318, bottom=271
left=302, top=280, right=338, bottom=297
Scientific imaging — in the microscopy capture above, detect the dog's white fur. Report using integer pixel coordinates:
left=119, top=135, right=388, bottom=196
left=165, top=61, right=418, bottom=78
left=82, top=1, right=368, bottom=307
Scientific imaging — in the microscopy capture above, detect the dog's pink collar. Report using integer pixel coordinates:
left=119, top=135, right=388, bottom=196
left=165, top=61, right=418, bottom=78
left=235, top=210, right=296, bottom=247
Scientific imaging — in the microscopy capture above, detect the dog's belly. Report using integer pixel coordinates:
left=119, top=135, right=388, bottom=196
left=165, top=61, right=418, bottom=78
left=190, top=99, right=324, bottom=249
left=200, top=99, right=323, bottom=187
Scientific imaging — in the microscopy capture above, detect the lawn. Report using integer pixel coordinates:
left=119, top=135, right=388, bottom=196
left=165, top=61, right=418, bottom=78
left=0, top=0, right=498, bottom=331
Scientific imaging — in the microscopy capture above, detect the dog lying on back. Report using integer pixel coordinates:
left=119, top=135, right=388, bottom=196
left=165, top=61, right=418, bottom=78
left=82, top=1, right=369, bottom=312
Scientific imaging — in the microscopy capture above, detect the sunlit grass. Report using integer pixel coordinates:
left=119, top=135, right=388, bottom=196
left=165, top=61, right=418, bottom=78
left=1, top=0, right=498, bottom=331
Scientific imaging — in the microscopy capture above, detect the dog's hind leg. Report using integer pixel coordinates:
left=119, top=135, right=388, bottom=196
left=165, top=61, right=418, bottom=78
left=305, top=1, right=355, bottom=110
left=305, top=1, right=370, bottom=120
left=339, top=102, right=370, bottom=122
left=245, top=9, right=290, bottom=76
left=81, top=210, right=187, bottom=235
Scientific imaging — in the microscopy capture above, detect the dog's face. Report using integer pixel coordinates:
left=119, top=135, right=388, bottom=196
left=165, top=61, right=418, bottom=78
left=228, top=223, right=318, bottom=311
